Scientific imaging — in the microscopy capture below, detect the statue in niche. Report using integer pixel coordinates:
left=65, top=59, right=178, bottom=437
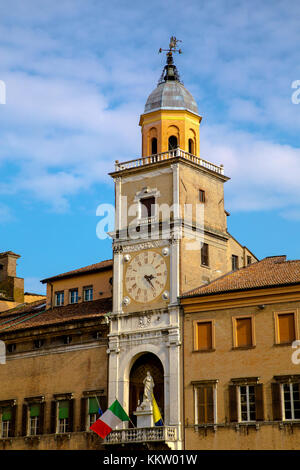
left=142, top=371, right=154, bottom=403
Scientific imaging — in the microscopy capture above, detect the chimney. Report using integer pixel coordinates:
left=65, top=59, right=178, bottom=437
left=0, top=251, right=24, bottom=303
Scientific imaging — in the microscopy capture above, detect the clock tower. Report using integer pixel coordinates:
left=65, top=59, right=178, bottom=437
left=107, top=38, right=231, bottom=449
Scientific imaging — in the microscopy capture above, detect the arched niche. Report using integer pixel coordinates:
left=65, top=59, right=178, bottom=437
left=188, top=129, right=196, bottom=155
left=148, top=127, right=158, bottom=155
left=129, top=352, right=164, bottom=426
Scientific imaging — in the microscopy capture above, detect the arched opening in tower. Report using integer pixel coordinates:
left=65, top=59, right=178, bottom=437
left=129, top=352, right=164, bottom=427
left=168, top=135, right=178, bottom=151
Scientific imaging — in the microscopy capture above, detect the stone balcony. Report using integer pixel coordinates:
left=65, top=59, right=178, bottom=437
left=104, top=426, right=177, bottom=448
left=113, top=148, right=225, bottom=176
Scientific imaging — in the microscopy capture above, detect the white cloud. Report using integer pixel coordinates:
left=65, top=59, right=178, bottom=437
left=202, top=124, right=300, bottom=214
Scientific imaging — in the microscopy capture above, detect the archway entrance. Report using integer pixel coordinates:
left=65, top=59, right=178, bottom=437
left=129, top=352, right=164, bottom=426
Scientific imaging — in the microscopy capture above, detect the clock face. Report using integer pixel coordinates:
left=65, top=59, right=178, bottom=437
left=125, top=251, right=168, bottom=303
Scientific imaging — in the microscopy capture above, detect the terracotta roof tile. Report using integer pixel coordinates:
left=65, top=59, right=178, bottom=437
left=0, top=298, right=112, bottom=333
left=182, top=256, right=300, bottom=297
left=41, top=259, right=113, bottom=283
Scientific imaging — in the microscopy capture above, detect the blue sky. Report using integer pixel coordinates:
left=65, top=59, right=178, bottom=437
left=0, top=0, right=300, bottom=294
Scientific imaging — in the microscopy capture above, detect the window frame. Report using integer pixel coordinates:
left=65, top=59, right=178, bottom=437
left=192, top=380, right=218, bottom=426
left=69, top=288, right=78, bottom=305
left=274, top=310, right=299, bottom=345
left=0, top=399, right=17, bottom=438
left=83, top=286, right=93, bottom=302
left=237, top=384, right=257, bottom=423
left=23, top=397, right=45, bottom=436
left=193, top=319, right=215, bottom=352
left=55, top=291, right=64, bottom=307
left=53, top=394, right=74, bottom=434
left=199, top=189, right=205, bottom=203
left=229, top=378, right=263, bottom=423
left=273, top=376, right=300, bottom=422
left=232, top=314, right=256, bottom=349
left=201, top=243, right=209, bottom=267
left=232, top=254, right=239, bottom=271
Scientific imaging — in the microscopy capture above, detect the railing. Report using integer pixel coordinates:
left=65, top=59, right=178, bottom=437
left=114, top=148, right=224, bottom=175
left=104, top=426, right=177, bottom=444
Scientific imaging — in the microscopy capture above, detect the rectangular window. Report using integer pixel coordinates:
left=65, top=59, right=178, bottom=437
left=83, top=286, right=93, bottom=302
left=229, top=382, right=264, bottom=423
left=236, top=317, right=253, bottom=348
left=55, top=291, right=64, bottom=306
left=88, top=397, right=102, bottom=427
left=140, top=196, right=155, bottom=218
left=58, top=400, right=69, bottom=433
left=197, top=385, right=214, bottom=424
left=196, top=321, right=213, bottom=350
left=69, top=289, right=78, bottom=304
left=232, top=255, right=239, bottom=271
left=239, top=385, right=256, bottom=422
left=247, top=256, right=252, bottom=265
left=278, top=313, right=296, bottom=344
left=282, top=383, right=300, bottom=420
left=199, top=190, right=205, bottom=203
left=29, top=404, right=41, bottom=436
left=193, top=382, right=217, bottom=425
left=1, top=406, right=12, bottom=438
left=201, top=243, right=209, bottom=267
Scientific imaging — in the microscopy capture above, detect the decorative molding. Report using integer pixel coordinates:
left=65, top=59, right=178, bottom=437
left=137, top=315, right=151, bottom=328
left=121, top=240, right=169, bottom=253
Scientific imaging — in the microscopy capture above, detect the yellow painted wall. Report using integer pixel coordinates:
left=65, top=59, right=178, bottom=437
left=183, top=297, right=300, bottom=449
left=45, top=269, right=112, bottom=308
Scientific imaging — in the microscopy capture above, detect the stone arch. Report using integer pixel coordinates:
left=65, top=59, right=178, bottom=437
left=188, top=128, right=196, bottom=155
left=167, top=125, right=180, bottom=150
left=148, top=127, right=158, bottom=155
left=117, top=344, right=168, bottom=423
left=129, top=352, right=164, bottom=425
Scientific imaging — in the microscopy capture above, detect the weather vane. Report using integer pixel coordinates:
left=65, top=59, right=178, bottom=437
left=159, top=36, right=182, bottom=55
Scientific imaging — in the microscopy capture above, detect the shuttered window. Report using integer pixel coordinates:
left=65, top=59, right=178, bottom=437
left=282, top=382, right=300, bottom=420
left=196, top=322, right=213, bottom=350
left=197, top=385, right=214, bottom=424
left=236, top=317, right=252, bottom=347
left=278, top=313, right=296, bottom=344
left=58, top=400, right=70, bottom=433
left=229, top=383, right=264, bottom=422
left=0, top=404, right=16, bottom=438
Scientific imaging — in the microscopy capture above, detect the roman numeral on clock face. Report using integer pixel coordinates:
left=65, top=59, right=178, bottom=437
left=125, top=250, right=168, bottom=304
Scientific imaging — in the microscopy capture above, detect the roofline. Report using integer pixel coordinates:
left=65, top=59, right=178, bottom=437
left=227, top=231, right=259, bottom=261
left=41, top=260, right=113, bottom=284
left=181, top=281, right=300, bottom=300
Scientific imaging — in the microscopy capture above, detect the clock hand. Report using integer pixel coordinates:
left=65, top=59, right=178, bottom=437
left=144, top=275, right=155, bottom=289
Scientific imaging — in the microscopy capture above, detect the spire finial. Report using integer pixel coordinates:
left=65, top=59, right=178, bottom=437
left=158, top=36, right=183, bottom=84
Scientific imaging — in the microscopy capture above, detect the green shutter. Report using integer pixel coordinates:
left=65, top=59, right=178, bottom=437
left=2, top=406, right=12, bottom=421
left=89, top=398, right=99, bottom=414
left=30, top=404, right=41, bottom=418
left=58, top=400, right=69, bottom=419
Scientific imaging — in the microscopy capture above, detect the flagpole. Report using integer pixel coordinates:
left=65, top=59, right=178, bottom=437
left=115, top=396, right=136, bottom=428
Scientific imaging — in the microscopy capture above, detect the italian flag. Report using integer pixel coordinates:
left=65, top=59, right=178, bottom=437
left=90, top=399, right=129, bottom=438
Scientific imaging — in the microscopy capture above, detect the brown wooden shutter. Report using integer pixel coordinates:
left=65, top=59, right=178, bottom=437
left=39, top=402, right=45, bottom=435
left=22, top=404, right=28, bottom=436
left=278, top=313, right=295, bottom=343
left=80, top=398, right=87, bottom=431
left=236, top=318, right=252, bottom=347
left=271, top=383, right=282, bottom=421
left=255, top=384, right=264, bottom=421
left=10, top=405, right=17, bottom=437
left=229, top=385, right=238, bottom=422
left=50, top=401, right=57, bottom=434
left=197, top=322, right=212, bottom=350
left=68, top=399, right=74, bottom=432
